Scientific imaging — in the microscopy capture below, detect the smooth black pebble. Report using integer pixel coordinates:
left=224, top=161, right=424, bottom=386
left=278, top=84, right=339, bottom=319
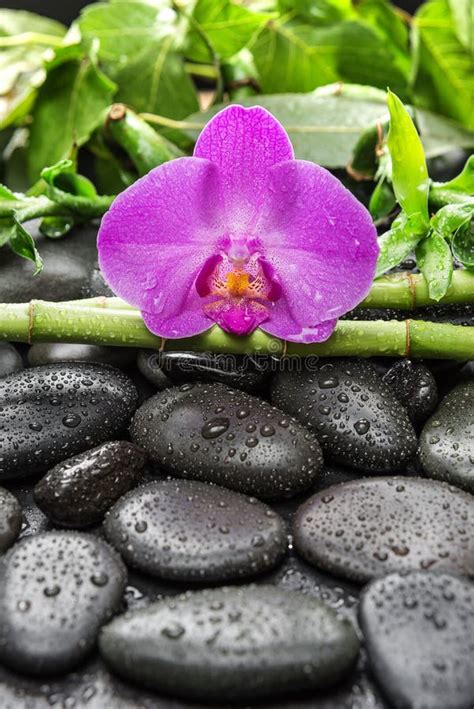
left=419, top=381, right=474, bottom=493
left=34, top=441, right=146, bottom=528
left=0, top=343, right=23, bottom=378
left=293, top=477, right=474, bottom=582
left=0, top=487, right=21, bottom=552
left=130, top=382, right=323, bottom=498
left=0, top=532, right=126, bottom=675
left=27, top=343, right=136, bottom=370
left=360, top=571, right=474, bottom=709
left=0, top=224, right=104, bottom=302
left=0, top=363, right=138, bottom=479
left=137, top=349, right=269, bottom=393
left=99, top=585, right=360, bottom=702
left=271, top=358, right=418, bottom=472
left=382, top=358, right=438, bottom=427
left=104, top=479, right=288, bottom=582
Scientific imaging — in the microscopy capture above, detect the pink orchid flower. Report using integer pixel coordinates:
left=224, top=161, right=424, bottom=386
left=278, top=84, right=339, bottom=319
left=98, top=105, right=378, bottom=343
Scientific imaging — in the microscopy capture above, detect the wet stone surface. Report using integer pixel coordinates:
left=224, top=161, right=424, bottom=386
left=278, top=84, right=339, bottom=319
left=419, top=381, right=474, bottom=493
left=99, top=585, right=360, bottom=702
left=360, top=571, right=474, bottom=709
left=27, top=343, right=137, bottom=370
left=130, top=382, right=323, bottom=498
left=0, top=224, right=105, bottom=303
left=271, top=358, right=418, bottom=472
left=382, top=358, right=438, bottom=427
left=293, top=477, right=474, bottom=583
left=105, top=479, right=290, bottom=584
left=0, top=363, right=138, bottom=480
left=104, top=479, right=288, bottom=583
left=34, top=441, right=146, bottom=528
left=0, top=532, right=127, bottom=675
left=0, top=343, right=23, bottom=378
left=137, top=350, right=270, bottom=393
left=0, top=487, right=22, bottom=552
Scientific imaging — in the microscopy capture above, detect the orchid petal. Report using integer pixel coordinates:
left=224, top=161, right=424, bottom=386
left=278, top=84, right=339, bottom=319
left=254, top=160, right=378, bottom=335
left=98, top=157, right=225, bottom=336
left=194, top=105, right=293, bottom=221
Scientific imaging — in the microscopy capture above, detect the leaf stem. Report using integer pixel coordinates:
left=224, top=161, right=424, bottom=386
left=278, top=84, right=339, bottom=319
left=0, top=301, right=472, bottom=359
left=0, top=33, right=65, bottom=48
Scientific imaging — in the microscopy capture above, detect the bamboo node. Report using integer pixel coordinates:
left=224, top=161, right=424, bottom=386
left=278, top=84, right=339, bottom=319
left=406, top=273, right=417, bottom=308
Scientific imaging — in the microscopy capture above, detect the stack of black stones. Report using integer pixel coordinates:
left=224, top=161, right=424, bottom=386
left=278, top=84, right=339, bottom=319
left=0, top=225, right=472, bottom=709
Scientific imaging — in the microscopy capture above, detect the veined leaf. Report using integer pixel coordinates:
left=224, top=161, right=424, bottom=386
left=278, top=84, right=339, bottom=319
left=184, top=85, right=474, bottom=168
left=447, top=0, right=473, bottom=54
left=114, top=37, right=198, bottom=119
left=413, top=0, right=474, bottom=130
left=416, top=231, right=453, bottom=300
left=250, top=13, right=409, bottom=96
left=78, top=1, right=175, bottom=70
left=387, top=90, right=429, bottom=225
left=1, top=215, right=43, bottom=273
left=28, top=57, right=116, bottom=181
left=452, top=219, right=474, bottom=267
left=186, top=0, right=271, bottom=63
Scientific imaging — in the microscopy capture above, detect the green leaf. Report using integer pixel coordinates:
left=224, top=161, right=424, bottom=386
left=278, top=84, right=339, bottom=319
left=430, top=155, right=474, bottom=207
left=184, top=85, right=474, bottom=168
left=431, top=202, right=474, bottom=239
left=186, top=0, right=271, bottom=63
left=78, top=1, right=174, bottom=69
left=0, top=10, right=67, bottom=130
left=250, top=14, right=409, bottom=96
left=413, top=0, right=474, bottom=130
left=356, top=0, right=410, bottom=77
left=416, top=231, right=453, bottom=300
left=447, top=0, right=473, bottom=53
left=376, top=211, right=427, bottom=277
left=28, top=57, right=116, bottom=181
left=114, top=37, right=198, bottom=119
left=40, top=159, right=113, bottom=218
left=369, top=178, right=396, bottom=221
left=387, top=90, right=429, bottom=225
left=452, top=218, right=474, bottom=267
left=4, top=216, right=43, bottom=273
left=277, top=0, right=353, bottom=24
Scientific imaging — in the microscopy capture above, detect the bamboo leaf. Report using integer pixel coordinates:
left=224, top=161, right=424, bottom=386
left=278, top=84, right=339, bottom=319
left=376, top=212, right=427, bottom=277
left=387, top=90, right=429, bottom=225
left=416, top=231, right=453, bottom=300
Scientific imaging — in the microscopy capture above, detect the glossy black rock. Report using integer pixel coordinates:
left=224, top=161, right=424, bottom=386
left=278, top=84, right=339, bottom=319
left=360, top=571, right=474, bottom=709
left=27, top=343, right=136, bottom=369
left=0, top=224, right=103, bottom=302
left=0, top=532, right=126, bottom=675
left=293, top=477, right=474, bottom=582
left=130, top=383, right=323, bottom=498
left=34, top=441, right=146, bottom=528
left=0, top=363, right=138, bottom=479
left=0, top=343, right=23, bottom=378
left=382, top=359, right=438, bottom=427
left=0, top=487, right=22, bottom=552
left=419, top=381, right=474, bottom=493
left=137, top=350, right=269, bottom=392
left=271, top=359, right=418, bottom=472
left=99, top=585, right=360, bottom=702
left=104, top=480, right=287, bottom=582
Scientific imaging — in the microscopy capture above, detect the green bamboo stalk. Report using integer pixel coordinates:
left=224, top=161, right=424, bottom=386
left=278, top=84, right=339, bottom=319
left=68, top=270, right=474, bottom=312
left=0, top=301, right=472, bottom=359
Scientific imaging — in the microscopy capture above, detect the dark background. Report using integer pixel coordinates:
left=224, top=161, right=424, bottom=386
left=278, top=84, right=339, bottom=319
left=4, top=0, right=423, bottom=25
